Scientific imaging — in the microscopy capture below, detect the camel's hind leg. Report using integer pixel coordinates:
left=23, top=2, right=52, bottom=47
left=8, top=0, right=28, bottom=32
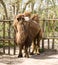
left=36, top=38, right=40, bottom=55
left=31, top=34, right=40, bottom=55
left=36, top=32, right=42, bottom=55
left=30, top=39, right=36, bottom=55
left=18, top=45, right=23, bottom=58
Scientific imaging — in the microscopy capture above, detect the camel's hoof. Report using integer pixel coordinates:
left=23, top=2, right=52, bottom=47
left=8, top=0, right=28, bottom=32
left=36, top=53, right=40, bottom=55
left=18, top=54, right=23, bottom=58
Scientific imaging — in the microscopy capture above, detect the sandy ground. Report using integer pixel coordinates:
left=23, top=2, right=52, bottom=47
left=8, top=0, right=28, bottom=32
left=0, top=50, right=58, bottom=65
left=0, top=39, right=58, bottom=65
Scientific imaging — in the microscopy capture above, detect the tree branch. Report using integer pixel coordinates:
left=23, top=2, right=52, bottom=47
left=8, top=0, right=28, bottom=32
left=22, top=0, right=31, bottom=13
left=0, top=0, right=8, bottom=19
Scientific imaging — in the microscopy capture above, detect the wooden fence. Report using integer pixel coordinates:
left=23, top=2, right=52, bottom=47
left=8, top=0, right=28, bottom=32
left=0, top=19, right=58, bottom=55
left=42, top=19, right=58, bottom=51
left=0, top=20, right=16, bottom=55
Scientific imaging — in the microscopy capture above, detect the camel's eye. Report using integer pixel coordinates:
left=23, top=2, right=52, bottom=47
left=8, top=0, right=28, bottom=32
left=17, top=17, right=21, bottom=21
left=17, top=16, right=24, bottom=21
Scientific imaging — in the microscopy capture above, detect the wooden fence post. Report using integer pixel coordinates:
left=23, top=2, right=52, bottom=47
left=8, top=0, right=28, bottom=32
left=42, top=19, right=45, bottom=51
left=3, top=21, right=5, bottom=54
left=52, top=39, right=54, bottom=49
left=8, top=21, right=11, bottom=55
left=48, top=20, right=50, bottom=49
left=48, top=39, right=49, bottom=49
left=52, top=20, right=55, bottom=49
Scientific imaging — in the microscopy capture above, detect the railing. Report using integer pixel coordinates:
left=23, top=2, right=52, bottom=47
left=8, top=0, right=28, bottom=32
left=41, top=19, right=58, bottom=50
left=0, top=19, right=58, bottom=55
left=0, top=20, right=16, bottom=55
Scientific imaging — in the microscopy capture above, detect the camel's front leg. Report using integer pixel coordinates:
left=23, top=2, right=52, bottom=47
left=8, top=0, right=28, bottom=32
left=36, top=37, right=40, bottom=55
left=24, top=46, right=29, bottom=58
left=18, top=45, right=23, bottom=58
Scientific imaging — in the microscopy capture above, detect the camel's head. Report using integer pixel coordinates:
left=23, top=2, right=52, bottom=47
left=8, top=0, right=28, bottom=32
left=14, top=14, right=30, bottom=44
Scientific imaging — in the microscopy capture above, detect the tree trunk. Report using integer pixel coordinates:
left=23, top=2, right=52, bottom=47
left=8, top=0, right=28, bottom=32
left=16, top=3, right=19, bottom=14
left=22, top=0, right=31, bottom=13
left=0, top=0, right=8, bottom=19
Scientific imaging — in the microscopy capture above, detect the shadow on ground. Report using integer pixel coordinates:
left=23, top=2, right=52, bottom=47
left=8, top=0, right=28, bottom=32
left=0, top=49, right=58, bottom=65
left=30, top=49, right=58, bottom=59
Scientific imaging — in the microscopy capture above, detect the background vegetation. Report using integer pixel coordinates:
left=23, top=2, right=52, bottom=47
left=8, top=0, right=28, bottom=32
left=0, top=0, right=58, bottom=19
left=0, top=0, right=58, bottom=37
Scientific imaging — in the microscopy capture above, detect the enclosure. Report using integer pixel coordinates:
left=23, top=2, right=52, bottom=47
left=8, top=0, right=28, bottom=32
left=0, top=19, right=58, bottom=65
left=0, top=19, right=58, bottom=55
left=0, top=0, right=58, bottom=65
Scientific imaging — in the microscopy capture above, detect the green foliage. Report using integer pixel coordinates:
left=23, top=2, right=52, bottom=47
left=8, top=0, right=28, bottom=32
left=0, top=0, right=58, bottom=19
left=55, top=27, right=58, bottom=31
left=0, top=0, right=58, bottom=38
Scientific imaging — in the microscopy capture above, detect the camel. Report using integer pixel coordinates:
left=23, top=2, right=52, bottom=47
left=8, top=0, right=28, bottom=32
left=13, top=12, right=42, bottom=57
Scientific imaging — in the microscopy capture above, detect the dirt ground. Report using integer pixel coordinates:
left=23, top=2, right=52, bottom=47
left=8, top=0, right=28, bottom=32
left=0, top=50, right=58, bottom=65
left=0, top=39, right=58, bottom=65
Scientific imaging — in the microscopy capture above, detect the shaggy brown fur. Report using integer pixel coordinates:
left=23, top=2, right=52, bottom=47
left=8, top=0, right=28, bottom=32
left=30, top=14, right=42, bottom=55
left=13, top=14, right=24, bottom=31
left=31, top=14, right=39, bottom=23
left=31, top=28, right=42, bottom=55
left=23, top=12, right=31, bottom=17
left=13, top=14, right=29, bottom=57
left=13, top=12, right=42, bottom=57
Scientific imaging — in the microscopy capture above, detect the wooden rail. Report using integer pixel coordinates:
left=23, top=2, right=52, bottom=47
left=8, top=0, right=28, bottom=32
left=0, top=20, right=16, bottom=55
left=41, top=19, right=58, bottom=51
left=0, top=19, right=58, bottom=55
